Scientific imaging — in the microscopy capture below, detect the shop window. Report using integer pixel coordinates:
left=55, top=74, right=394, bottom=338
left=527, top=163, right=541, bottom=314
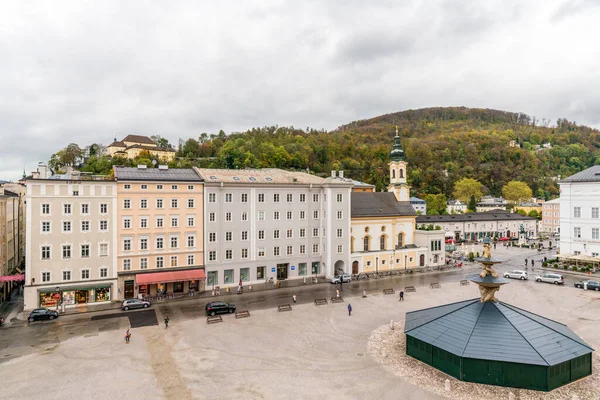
left=207, top=271, right=218, bottom=286
left=224, top=269, right=234, bottom=284
left=173, top=282, right=184, bottom=293
left=298, top=263, right=307, bottom=276
left=311, top=262, right=320, bottom=274
left=240, top=268, right=250, bottom=282
left=256, top=266, right=265, bottom=279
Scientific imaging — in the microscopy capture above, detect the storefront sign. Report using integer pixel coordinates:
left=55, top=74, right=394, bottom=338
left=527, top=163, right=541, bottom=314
left=291, top=266, right=295, bottom=270
left=271, top=267, right=276, bottom=272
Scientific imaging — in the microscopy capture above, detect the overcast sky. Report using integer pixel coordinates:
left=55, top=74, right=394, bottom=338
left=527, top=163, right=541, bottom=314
left=1, top=0, right=599, bottom=181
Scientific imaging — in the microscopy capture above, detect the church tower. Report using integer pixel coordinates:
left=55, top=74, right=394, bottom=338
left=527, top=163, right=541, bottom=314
left=387, top=127, right=410, bottom=201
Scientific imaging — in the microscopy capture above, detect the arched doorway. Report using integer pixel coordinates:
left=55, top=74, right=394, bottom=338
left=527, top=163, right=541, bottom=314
left=334, top=260, right=345, bottom=275
left=352, top=261, right=359, bottom=274
left=419, top=254, right=425, bottom=266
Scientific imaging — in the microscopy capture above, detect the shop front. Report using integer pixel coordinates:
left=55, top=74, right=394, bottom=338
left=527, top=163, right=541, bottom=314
left=134, top=269, right=206, bottom=299
left=38, top=283, right=114, bottom=308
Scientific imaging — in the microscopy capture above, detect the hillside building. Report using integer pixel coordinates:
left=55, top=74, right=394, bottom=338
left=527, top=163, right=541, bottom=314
left=446, top=200, right=467, bottom=214
left=107, top=134, right=176, bottom=161
left=476, top=196, right=506, bottom=212
left=409, top=197, right=426, bottom=214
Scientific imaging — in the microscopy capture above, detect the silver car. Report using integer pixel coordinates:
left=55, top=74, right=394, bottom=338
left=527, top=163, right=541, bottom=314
left=330, top=274, right=352, bottom=284
left=121, top=299, right=151, bottom=311
left=503, top=270, right=528, bottom=280
left=535, top=273, right=564, bottom=285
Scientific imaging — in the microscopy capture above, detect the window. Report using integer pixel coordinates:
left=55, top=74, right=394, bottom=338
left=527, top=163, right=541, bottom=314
left=226, top=212, right=232, bottom=221
left=140, top=238, right=148, bottom=250
left=81, top=204, right=89, bottom=214
left=170, top=236, right=178, bottom=248
left=241, top=249, right=249, bottom=259
left=156, top=257, right=164, bottom=268
left=72, top=190, right=79, bottom=196
left=286, top=229, right=293, bottom=238
left=140, top=199, right=148, bottom=209
left=124, top=184, right=131, bottom=190
left=287, top=211, right=293, bottom=220
left=337, top=245, right=343, bottom=253
left=593, top=228, right=599, bottom=240
left=226, top=232, right=232, bottom=241
left=397, top=233, right=404, bottom=248
left=157, top=184, right=163, bottom=190
left=209, top=233, right=216, bottom=242
left=141, top=184, right=148, bottom=190
left=593, top=207, right=599, bottom=219
left=274, top=246, right=280, bottom=256
left=380, top=236, right=386, bottom=250
left=300, top=194, right=306, bottom=202
left=208, top=251, right=217, bottom=261
left=81, top=221, right=90, bottom=232
left=225, top=249, right=233, bottom=260
left=241, top=193, right=248, bottom=203
left=287, top=193, right=293, bottom=202
left=170, top=216, right=178, bottom=227
left=188, top=185, right=194, bottom=191
left=64, top=203, right=72, bottom=214
left=364, top=236, right=370, bottom=251
left=241, top=212, right=248, bottom=221
left=81, top=270, right=90, bottom=280
left=123, top=218, right=131, bottom=229
left=313, top=193, right=319, bottom=202
left=258, top=247, right=265, bottom=257
left=273, top=211, right=280, bottom=220
left=300, top=245, right=306, bottom=254
left=42, top=272, right=51, bottom=282
left=298, top=263, right=307, bottom=276
left=258, top=230, right=265, bottom=240
left=42, top=204, right=50, bottom=214
left=187, top=235, right=195, bottom=247
left=123, top=199, right=130, bottom=209
left=313, top=211, right=319, bottom=219
left=140, top=258, right=148, bottom=269
left=337, top=193, right=343, bottom=202
left=258, top=211, right=265, bottom=221
left=300, top=228, right=306, bottom=238
left=63, top=271, right=71, bottom=281
left=208, top=193, right=216, bottom=203
left=123, top=239, right=132, bottom=251
left=273, top=230, right=280, bottom=239
left=121, top=259, right=131, bottom=271
left=574, top=207, right=581, bottom=218
left=258, top=193, right=265, bottom=202
left=337, top=228, right=343, bottom=238
left=156, top=237, right=164, bottom=249
left=187, top=198, right=195, bottom=208
left=312, top=244, right=319, bottom=253
left=241, top=231, right=248, bottom=241
left=171, top=199, right=178, bottom=208
left=42, top=221, right=51, bottom=232
left=81, top=244, right=90, bottom=258
left=156, top=217, right=164, bottom=228
left=42, top=246, right=50, bottom=260
left=287, top=245, right=293, bottom=255
left=156, top=199, right=164, bottom=209
left=337, top=211, right=343, bottom=219
left=274, top=193, right=280, bottom=202
left=170, top=256, right=178, bottom=267
left=313, top=228, right=319, bottom=237
left=574, top=227, right=581, bottom=238
left=187, top=255, right=195, bottom=265
left=171, top=185, right=178, bottom=190
left=100, top=268, right=108, bottom=278
left=140, top=217, right=148, bottom=228
left=209, top=212, right=215, bottom=222
left=62, top=245, right=71, bottom=259
left=99, top=243, right=108, bottom=257
left=225, top=193, right=232, bottom=203
left=300, top=211, right=306, bottom=220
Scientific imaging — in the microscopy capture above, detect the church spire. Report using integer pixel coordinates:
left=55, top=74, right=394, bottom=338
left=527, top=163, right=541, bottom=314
left=389, top=126, right=404, bottom=161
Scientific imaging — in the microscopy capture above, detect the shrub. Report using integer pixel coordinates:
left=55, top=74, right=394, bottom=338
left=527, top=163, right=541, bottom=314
left=553, top=263, right=558, bottom=269
left=542, top=262, right=548, bottom=267
left=563, top=265, right=569, bottom=270
left=468, top=252, right=475, bottom=262
left=476, top=252, right=480, bottom=258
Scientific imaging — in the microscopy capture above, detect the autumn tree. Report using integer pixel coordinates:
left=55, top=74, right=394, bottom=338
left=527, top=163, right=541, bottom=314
left=502, top=181, right=533, bottom=205
left=453, top=178, right=483, bottom=203
left=425, top=194, right=447, bottom=215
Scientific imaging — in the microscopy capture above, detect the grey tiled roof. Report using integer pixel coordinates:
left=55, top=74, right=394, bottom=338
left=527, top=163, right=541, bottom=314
left=416, top=210, right=535, bottom=223
left=195, top=168, right=326, bottom=185
left=561, top=165, right=600, bottom=183
left=113, top=166, right=203, bottom=181
left=122, top=134, right=156, bottom=145
left=405, top=299, right=593, bottom=366
left=351, top=192, right=416, bottom=217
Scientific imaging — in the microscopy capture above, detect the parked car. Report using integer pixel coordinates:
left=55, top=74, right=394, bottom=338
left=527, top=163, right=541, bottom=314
left=205, top=301, right=236, bottom=316
left=528, top=236, right=539, bottom=241
left=574, top=280, right=600, bottom=291
left=121, top=299, right=151, bottom=311
left=498, top=237, right=510, bottom=241
left=28, top=308, right=59, bottom=323
left=330, top=274, right=352, bottom=284
left=503, top=270, right=528, bottom=280
left=535, top=273, right=564, bottom=285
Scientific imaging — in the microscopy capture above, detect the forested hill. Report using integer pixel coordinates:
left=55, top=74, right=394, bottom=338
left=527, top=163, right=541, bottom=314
left=63, top=107, right=600, bottom=200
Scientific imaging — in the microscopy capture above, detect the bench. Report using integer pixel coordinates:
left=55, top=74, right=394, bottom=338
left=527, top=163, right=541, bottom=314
left=460, top=280, right=469, bottom=286
left=430, top=282, right=441, bottom=289
left=314, top=298, right=328, bottom=306
left=404, top=286, right=416, bottom=292
left=235, top=310, right=250, bottom=319
left=383, top=288, right=395, bottom=295
left=206, top=315, right=223, bottom=324
left=278, top=304, right=292, bottom=312
left=331, top=296, right=344, bottom=303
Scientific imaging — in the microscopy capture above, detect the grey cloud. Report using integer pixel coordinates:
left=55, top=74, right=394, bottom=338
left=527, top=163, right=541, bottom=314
left=551, top=0, right=600, bottom=22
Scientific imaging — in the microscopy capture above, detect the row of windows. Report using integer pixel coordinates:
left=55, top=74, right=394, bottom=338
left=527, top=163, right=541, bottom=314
left=41, top=220, right=109, bottom=234
left=41, top=203, right=108, bottom=215
left=353, top=234, right=405, bottom=251
left=208, top=192, right=340, bottom=204
left=41, top=267, right=109, bottom=283
left=207, top=263, right=322, bottom=285
left=573, top=207, right=599, bottom=218
left=41, top=244, right=109, bottom=260
left=207, top=210, right=343, bottom=223
left=122, top=216, right=195, bottom=229
left=573, top=227, right=600, bottom=239
left=122, top=198, right=195, bottom=209
left=208, top=228, right=342, bottom=242
left=122, top=254, right=196, bottom=270
left=206, top=244, right=337, bottom=261
left=122, top=235, right=196, bottom=251
left=123, top=184, right=195, bottom=191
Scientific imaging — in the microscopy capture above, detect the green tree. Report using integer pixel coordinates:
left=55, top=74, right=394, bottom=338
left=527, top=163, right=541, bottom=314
left=425, top=194, right=447, bottom=215
left=151, top=135, right=172, bottom=149
left=453, top=178, right=483, bottom=203
left=528, top=210, right=540, bottom=219
left=502, top=181, right=533, bottom=204
left=468, top=195, right=477, bottom=212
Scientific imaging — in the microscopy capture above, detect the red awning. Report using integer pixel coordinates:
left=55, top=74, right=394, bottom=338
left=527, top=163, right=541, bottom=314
left=0, top=273, right=25, bottom=282
left=136, top=269, right=206, bottom=285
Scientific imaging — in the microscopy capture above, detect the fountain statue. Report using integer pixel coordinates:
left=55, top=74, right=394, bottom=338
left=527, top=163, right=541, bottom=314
left=467, top=237, right=509, bottom=302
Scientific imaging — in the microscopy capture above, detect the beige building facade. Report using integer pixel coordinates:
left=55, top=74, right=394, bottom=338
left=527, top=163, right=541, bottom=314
left=24, top=174, right=117, bottom=311
left=541, top=198, right=560, bottom=233
left=0, top=182, right=26, bottom=304
left=113, top=166, right=204, bottom=300
left=107, top=134, right=176, bottom=161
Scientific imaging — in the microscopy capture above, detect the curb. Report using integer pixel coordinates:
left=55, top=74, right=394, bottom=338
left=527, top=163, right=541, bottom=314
left=537, top=266, right=599, bottom=278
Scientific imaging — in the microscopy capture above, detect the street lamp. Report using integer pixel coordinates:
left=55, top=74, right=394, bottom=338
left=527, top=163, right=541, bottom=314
left=376, top=256, right=379, bottom=276
left=405, top=254, right=407, bottom=272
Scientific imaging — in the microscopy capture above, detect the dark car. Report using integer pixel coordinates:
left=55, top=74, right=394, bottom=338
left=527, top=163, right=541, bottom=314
left=28, top=308, right=59, bottom=323
left=574, top=280, right=600, bottom=291
left=121, top=299, right=151, bottom=311
left=205, top=301, right=236, bottom=316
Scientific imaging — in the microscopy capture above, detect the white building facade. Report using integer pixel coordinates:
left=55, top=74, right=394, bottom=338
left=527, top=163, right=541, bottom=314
left=195, top=168, right=352, bottom=289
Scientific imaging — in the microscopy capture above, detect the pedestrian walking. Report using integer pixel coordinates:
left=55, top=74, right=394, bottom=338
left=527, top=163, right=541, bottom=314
left=347, top=303, right=352, bottom=316
left=493, top=243, right=496, bottom=250
left=336, top=289, right=340, bottom=298
left=340, top=280, right=343, bottom=291
left=292, top=294, right=297, bottom=304
left=525, top=258, right=528, bottom=267
left=124, top=328, right=131, bottom=343
left=164, top=316, right=169, bottom=329
left=399, top=291, right=404, bottom=301
left=531, top=260, right=535, bottom=268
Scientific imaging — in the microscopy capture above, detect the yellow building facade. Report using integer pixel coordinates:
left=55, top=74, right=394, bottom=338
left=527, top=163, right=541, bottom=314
left=107, top=134, right=176, bottom=161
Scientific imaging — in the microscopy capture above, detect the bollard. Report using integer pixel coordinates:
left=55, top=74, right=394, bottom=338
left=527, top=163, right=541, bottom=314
left=390, top=320, right=394, bottom=330
left=508, top=393, right=515, bottom=400
left=444, top=379, right=450, bottom=392
left=211, top=289, right=215, bottom=296
left=249, top=285, right=252, bottom=291
left=303, top=277, right=307, bottom=284
left=226, top=286, right=230, bottom=293
left=362, top=289, right=367, bottom=298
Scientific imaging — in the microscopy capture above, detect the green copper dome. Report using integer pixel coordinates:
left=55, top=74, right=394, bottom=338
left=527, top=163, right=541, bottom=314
left=390, top=129, right=404, bottom=161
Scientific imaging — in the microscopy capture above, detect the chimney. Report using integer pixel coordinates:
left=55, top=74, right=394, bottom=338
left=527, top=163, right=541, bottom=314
left=339, top=171, right=344, bottom=178
left=32, top=171, right=40, bottom=179
left=158, top=165, right=168, bottom=170
left=331, top=170, right=336, bottom=178
left=137, top=164, right=147, bottom=169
